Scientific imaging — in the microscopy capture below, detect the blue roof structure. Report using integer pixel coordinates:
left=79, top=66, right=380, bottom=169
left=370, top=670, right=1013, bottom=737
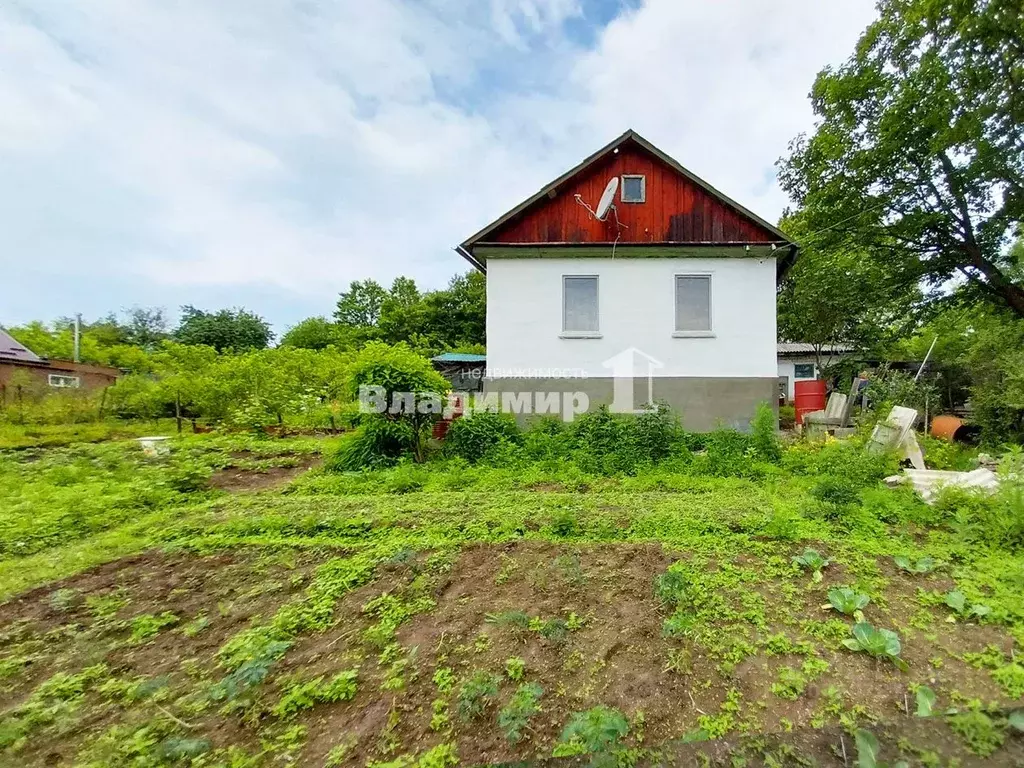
left=432, top=352, right=486, bottom=363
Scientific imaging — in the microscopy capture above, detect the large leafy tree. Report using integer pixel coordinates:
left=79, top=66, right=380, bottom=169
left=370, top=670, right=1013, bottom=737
left=421, top=271, right=486, bottom=348
left=778, top=0, right=1024, bottom=316
left=777, top=213, right=922, bottom=364
left=334, top=279, right=388, bottom=328
left=279, top=316, right=353, bottom=350
left=324, top=271, right=486, bottom=352
left=174, top=306, right=273, bottom=352
left=377, top=277, right=426, bottom=343
left=121, top=307, right=170, bottom=348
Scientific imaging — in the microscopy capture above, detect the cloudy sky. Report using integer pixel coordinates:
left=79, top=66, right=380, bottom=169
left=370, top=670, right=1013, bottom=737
left=0, top=0, right=877, bottom=335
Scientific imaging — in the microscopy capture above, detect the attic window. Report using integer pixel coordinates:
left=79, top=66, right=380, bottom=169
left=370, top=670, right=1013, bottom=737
left=621, top=175, right=645, bottom=203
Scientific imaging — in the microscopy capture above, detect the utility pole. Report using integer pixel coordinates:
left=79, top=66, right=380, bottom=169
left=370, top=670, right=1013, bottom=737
left=73, top=314, right=82, bottom=362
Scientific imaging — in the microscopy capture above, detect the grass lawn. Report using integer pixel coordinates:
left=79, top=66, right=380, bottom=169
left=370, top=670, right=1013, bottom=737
left=0, top=430, right=1023, bottom=766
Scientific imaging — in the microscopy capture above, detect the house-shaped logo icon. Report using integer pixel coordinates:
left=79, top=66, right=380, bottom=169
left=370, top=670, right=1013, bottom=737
left=601, top=347, right=664, bottom=413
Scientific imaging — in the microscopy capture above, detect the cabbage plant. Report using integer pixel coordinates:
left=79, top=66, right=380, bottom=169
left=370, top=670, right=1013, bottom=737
left=944, top=590, right=991, bottom=620
left=842, top=622, right=909, bottom=671
left=894, top=555, right=936, bottom=574
left=825, top=587, right=870, bottom=620
left=792, top=548, right=831, bottom=582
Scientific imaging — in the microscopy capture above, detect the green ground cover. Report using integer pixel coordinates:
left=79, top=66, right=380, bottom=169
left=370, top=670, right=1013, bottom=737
left=0, top=420, right=186, bottom=451
left=0, top=428, right=1022, bottom=766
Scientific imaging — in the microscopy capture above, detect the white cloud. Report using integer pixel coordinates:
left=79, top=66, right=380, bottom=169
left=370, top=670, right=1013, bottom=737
left=0, top=0, right=876, bottom=326
left=568, top=0, right=878, bottom=216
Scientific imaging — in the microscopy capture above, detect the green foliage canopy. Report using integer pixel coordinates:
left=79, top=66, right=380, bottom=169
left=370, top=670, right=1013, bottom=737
left=329, top=272, right=485, bottom=354
left=778, top=0, right=1024, bottom=317
left=278, top=317, right=352, bottom=350
left=173, top=306, right=273, bottom=352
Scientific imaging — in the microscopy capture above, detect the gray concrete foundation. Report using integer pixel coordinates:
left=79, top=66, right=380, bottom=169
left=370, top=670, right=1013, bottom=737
left=482, top=376, right=777, bottom=432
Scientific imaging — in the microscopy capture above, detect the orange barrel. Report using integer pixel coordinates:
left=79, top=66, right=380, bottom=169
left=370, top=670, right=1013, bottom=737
left=930, top=415, right=964, bottom=442
left=794, top=379, right=827, bottom=425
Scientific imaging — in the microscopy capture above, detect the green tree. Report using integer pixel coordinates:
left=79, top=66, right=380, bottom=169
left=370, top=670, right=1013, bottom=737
left=348, top=342, right=450, bottom=462
left=334, top=279, right=388, bottom=328
left=280, top=317, right=351, bottom=350
left=152, top=342, right=220, bottom=432
left=777, top=213, right=921, bottom=367
left=895, top=299, right=1024, bottom=440
left=5, top=321, right=67, bottom=359
left=330, top=272, right=486, bottom=352
left=7, top=320, right=114, bottom=365
left=778, top=0, right=1024, bottom=317
left=378, top=277, right=426, bottom=345
left=105, top=374, right=163, bottom=421
left=174, top=306, right=273, bottom=352
left=61, top=313, right=128, bottom=348
left=421, top=271, right=486, bottom=348
left=121, top=307, right=169, bottom=348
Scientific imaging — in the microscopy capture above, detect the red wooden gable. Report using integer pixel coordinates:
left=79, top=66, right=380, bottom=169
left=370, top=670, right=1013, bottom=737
left=463, top=131, right=789, bottom=248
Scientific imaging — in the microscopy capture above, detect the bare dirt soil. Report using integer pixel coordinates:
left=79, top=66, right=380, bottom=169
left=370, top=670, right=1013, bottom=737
left=1, top=542, right=1020, bottom=766
left=208, top=455, right=321, bottom=492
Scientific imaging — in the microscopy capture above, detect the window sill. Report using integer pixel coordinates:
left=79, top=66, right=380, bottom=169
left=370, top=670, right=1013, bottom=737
left=672, top=331, right=716, bottom=338
left=560, top=332, right=603, bottom=339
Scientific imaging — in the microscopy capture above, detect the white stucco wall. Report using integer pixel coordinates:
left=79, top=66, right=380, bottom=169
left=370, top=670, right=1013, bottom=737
left=486, top=256, right=777, bottom=379
left=777, top=357, right=819, bottom=401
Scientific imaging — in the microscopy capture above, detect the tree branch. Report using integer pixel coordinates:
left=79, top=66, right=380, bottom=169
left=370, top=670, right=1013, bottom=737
left=939, top=152, right=1024, bottom=317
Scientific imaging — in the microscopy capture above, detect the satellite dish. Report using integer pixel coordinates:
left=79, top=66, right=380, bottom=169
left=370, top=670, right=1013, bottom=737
left=595, top=177, right=619, bottom=220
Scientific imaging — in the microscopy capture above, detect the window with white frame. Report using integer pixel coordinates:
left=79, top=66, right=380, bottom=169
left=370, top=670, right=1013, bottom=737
left=48, top=374, right=81, bottom=388
left=794, top=363, right=816, bottom=379
left=562, top=276, right=599, bottom=334
left=621, top=175, right=645, bottom=203
left=674, top=275, right=712, bottom=333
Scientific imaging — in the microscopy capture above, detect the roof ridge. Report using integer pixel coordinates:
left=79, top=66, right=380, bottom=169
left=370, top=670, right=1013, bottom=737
left=459, top=130, right=792, bottom=252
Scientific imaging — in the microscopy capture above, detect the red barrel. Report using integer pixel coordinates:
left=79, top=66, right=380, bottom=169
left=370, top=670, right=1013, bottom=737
left=794, top=379, right=827, bottom=425
left=432, top=419, right=452, bottom=440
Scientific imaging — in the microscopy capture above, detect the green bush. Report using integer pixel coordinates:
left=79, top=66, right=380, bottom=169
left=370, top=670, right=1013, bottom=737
left=444, top=412, right=521, bottom=463
left=348, top=341, right=449, bottom=403
left=569, top=407, right=624, bottom=466
left=324, top=418, right=415, bottom=472
left=347, top=341, right=450, bottom=463
left=864, top=365, right=938, bottom=417
left=521, top=417, right=575, bottom=462
left=568, top=405, right=688, bottom=475
left=779, top=405, right=796, bottom=430
left=701, top=428, right=755, bottom=477
left=631, top=405, right=688, bottom=464
left=750, top=402, right=782, bottom=462
left=782, top=438, right=898, bottom=489
left=811, top=476, right=861, bottom=508
left=918, top=434, right=977, bottom=471
left=932, top=481, right=1024, bottom=553
left=106, top=375, right=164, bottom=421
left=382, top=462, right=430, bottom=494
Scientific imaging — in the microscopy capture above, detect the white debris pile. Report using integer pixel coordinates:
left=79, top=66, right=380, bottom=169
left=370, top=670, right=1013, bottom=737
left=884, top=468, right=1000, bottom=504
left=868, top=406, right=925, bottom=469
left=869, top=405, right=1012, bottom=504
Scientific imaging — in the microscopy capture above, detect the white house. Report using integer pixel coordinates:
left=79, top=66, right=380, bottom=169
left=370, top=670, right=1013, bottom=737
left=457, top=130, right=798, bottom=431
left=777, top=343, right=857, bottom=402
